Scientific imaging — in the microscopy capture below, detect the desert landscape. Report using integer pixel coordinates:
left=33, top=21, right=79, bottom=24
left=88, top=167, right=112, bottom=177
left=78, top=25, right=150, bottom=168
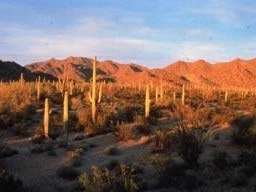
left=1, top=1, right=256, bottom=192
left=0, top=56, right=256, bottom=192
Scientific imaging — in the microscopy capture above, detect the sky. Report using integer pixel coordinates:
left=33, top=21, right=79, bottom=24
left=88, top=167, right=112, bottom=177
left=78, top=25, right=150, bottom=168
left=0, top=0, right=256, bottom=67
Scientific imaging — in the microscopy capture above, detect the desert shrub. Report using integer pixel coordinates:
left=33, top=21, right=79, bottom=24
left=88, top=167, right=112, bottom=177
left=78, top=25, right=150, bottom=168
left=212, top=151, right=231, bottom=170
left=152, top=128, right=174, bottom=152
left=31, top=134, right=47, bottom=144
left=77, top=107, right=114, bottom=136
left=104, top=146, right=121, bottom=156
left=0, top=169, right=25, bottom=192
left=116, top=105, right=142, bottom=123
left=173, top=121, right=212, bottom=167
left=47, top=149, right=57, bottom=157
left=149, top=106, right=163, bottom=119
left=0, top=145, right=18, bottom=158
left=0, top=84, right=35, bottom=131
left=30, top=143, right=54, bottom=154
left=57, top=166, right=80, bottom=180
left=70, top=96, right=83, bottom=111
left=78, top=164, right=143, bottom=192
left=105, top=159, right=120, bottom=170
left=156, top=160, right=203, bottom=190
left=41, top=83, right=62, bottom=104
left=231, top=115, right=256, bottom=146
left=115, top=123, right=135, bottom=141
left=71, top=157, right=83, bottom=167
left=76, top=107, right=91, bottom=130
left=150, top=154, right=172, bottom=176
left=135, top=122, right=151, bottom=135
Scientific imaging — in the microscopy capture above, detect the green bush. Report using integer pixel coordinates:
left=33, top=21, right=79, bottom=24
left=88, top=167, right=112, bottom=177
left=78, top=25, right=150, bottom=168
left=173, top=121, right=211, bottom=167
left=231, top=115, right=256, bottom=146
left=78, top=164, right=143, bottom=192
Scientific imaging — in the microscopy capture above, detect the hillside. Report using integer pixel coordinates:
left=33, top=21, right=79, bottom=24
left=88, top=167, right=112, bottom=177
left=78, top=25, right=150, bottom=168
left=25, top=56, right=256, bottom=88
left=0, top=60, right=34, bottom=81
left=0, top=60, right=57, bottom=81
left=26, top=56, right=157, bottom=83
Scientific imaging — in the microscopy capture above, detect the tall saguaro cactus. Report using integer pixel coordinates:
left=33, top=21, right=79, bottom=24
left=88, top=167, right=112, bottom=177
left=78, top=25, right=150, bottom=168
left=63, top=91, right=69, bottom=145
left=145, top=85, right=151, bottom=118
left=44, top=98, right=49, bottom=138
left=89, top=56, right=97, bottom=123
left=37, top=78, right=41, bottom=101
left=98, top=83, right=103, bottom=103
left=224, top=91, right=228, bottom=104
left=173, top=91, right=176, bottom=104
left=20, top=73, right=24, bottom=86
left=181, top=84, right=185, bottom=105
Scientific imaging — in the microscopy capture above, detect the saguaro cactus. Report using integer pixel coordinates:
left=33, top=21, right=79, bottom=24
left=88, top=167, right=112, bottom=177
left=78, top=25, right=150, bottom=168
left=20, top=73, right=24, bottom=86
left=37, top=78, right=41, bottom=101
left=89, top=56, right=97, bottom=123
left=145, top=85, right=151, bottom=118
left=44, top=98, right=49, bottom=138
left=173, top=91, right=176, bottom=104
left=63, top=91, right=69, bottom=145
left=98, top=83, right=103, bottom=103
left=224, top=91, right=228, bottom=104
left=181, top=84, right=185, bottom=105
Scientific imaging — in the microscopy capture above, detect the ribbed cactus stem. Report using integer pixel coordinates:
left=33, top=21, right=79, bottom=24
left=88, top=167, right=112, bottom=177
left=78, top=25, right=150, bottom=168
left=224, top=91, right=228, bottom=103
left=181, top=84, right=185, bottom=105
left=44, top=98, right=49, bottom=138
left=63, top=91, right=69, bottom=145
left=98, top=83, right=102, bottom=103
left=20, top=73, right=24, bottom=86
left=69, top=81, right=74, bottom=95
left=91, top=56, right=97, bottom=123
left=173, top=91, right=176, bottom=104
left=145, top=85, right=151, bottom=118
left=37, top=79, right=41, bottom=101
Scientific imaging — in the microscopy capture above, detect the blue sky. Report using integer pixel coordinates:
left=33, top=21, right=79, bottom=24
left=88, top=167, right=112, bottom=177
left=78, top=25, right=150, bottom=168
left=0, top=0, right=256, bottom=67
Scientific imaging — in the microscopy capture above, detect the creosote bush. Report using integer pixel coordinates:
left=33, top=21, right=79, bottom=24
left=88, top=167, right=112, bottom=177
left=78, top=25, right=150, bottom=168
left=231, top=115, right=256, bottom=146
left=173, top=120, right=212, bottom=167
left=78, top=164, right=143, bottom=192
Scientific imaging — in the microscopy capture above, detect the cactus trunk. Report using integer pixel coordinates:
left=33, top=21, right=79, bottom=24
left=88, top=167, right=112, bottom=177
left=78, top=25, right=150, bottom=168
left=44, top=98, right=49, bottom=138
left=37, top=79, right=41, bottom=101
left=145, top=85, right=150, bottom=118
left=173, top=91, right=176, bottom=104
left=98, top=83, right=102, bottom=103
left=181, top=84, right=185, bottom=105
left=224, top=91, right=228, bottom=104
left=63, top=91, right=69, bottom=145
left=91, top=56, right=97, bottom=123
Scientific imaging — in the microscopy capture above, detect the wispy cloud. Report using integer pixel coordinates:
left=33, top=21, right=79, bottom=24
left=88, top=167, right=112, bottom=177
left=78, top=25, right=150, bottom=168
left=1, top=1, right=256, bottom=67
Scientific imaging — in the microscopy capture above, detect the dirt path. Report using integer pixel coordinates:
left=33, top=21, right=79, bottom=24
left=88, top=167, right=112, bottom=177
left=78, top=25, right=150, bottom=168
left=1, top=132, right=152, bottom=192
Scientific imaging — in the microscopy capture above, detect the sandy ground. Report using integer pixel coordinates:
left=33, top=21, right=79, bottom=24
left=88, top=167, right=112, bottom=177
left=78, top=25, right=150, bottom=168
left=1, top=132, right=152, bottom=192
left=1, top=109, right=255, bottom=192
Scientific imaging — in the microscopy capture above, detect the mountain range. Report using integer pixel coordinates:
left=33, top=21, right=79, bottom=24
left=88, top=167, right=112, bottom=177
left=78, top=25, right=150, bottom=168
left=1, top=56, right=256, bottom=88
